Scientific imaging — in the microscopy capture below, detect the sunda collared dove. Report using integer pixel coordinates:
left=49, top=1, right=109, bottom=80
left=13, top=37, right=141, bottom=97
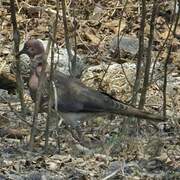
left=19, top=39, right=165, bottom=130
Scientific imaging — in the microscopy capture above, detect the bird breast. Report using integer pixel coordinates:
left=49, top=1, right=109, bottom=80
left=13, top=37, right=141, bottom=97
left=29, top=72, right=39, bottom=90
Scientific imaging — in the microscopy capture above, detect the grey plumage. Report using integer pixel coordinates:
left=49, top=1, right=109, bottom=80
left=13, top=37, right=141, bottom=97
left=19, top=39, right=166, bottom=126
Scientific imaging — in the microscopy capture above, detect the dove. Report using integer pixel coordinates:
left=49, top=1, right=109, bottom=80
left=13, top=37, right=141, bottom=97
left=19, top=39, right=165, bottom=133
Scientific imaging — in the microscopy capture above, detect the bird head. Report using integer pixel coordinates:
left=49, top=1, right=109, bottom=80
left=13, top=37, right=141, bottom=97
left=19, top=39, right=45, bottom=59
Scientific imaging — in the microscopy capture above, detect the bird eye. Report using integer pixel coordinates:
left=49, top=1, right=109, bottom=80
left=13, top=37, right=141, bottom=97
left=29, top=47, right=34, bottom=52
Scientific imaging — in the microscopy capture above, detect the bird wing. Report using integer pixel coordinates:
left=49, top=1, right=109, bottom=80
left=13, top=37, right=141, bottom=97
left=54, top=72, right=127, bottom=113
left=54, top=72, right=166, bottom=121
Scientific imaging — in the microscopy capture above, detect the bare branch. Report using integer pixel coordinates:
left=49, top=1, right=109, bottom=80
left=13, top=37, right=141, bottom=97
left=131, top=0, right=146, bottom=106
left=139, top=0, right=158, bottom=109
left=61, top=0, right=75, bottom=76
left=44, top=0, right=60, bottom=153
left=163, top=0, right=178, bottom=118
left=10, top=0, right=26, bottom=114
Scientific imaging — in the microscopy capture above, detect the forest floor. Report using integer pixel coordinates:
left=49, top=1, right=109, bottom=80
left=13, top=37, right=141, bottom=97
left=0, top=0, right=179, bottom=179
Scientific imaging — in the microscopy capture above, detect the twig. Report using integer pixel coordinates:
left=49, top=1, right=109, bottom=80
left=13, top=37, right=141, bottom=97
left=61, top=0, right=74, bottom=76
left=149, top=3, right=176, bottom=85
left=102, top=169, right=120, bottom=180
left=162, top=0, right=178, bottom=118
left=45, top=0, right=60, bottom=153
left=131, top=0, right=146, bottom=106
left=98, top=62, right=111, bottom=90
left=77, top=32, right=94, bottom=53
left=72, top=1, right=77, bottom=74
left=98, top=0, right=128, bottom=91
left=110, top=1, right=120, bottom=17
left=173, top=0, right=180, bottom=37
left=163, top=44, right=172, bottom=118
left=10, top=0, right=26, bottom=114
left=116, top=1, right=132, bottom=88
left=139, top=0, right=158, bottom=109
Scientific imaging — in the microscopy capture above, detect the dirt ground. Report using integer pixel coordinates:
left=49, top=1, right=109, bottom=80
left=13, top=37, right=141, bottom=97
left=0, top=0, right=179, bottom=179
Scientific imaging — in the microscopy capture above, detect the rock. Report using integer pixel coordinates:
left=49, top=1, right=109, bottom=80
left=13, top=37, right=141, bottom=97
left=81, top=62, right=136, bottom=102
left=11, top=39, right=86, bottom=78
left=82, top=61, right=180, bottom=115
left=110, top=35, right=148, bottom=58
